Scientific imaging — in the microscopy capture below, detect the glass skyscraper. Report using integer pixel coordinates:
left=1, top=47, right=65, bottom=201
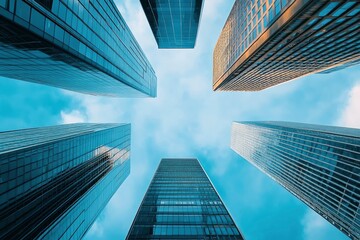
left=140, top=0, right=204, bottom=48
left=0, top=0, right=156, bottom=97
left=231, top=121, right=359, bottom=239
left=0, top=123, right=131, bottom=239
left=213, top=0, right=360, bottom=91
left=126, top=158, right=244, bottom=239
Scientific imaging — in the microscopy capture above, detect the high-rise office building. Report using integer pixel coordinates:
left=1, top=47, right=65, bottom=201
left=127, top=158, right=244, bottom=239
left=0, top=0, right=156, bottom=97
left=140, top=0, right=204, bottom=48
left=231, top=121, right=360, bottom=239
left=213, top=0, right=360, bottom=91
left=0, top=123, right=131, bottom=239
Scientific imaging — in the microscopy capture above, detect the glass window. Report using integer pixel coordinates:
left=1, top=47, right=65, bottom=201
left=45, top=18, right=55, bottom=35
left=0, top=0, right=7, bottom=8
left=348, top=7, right=360, bottom=16
left=258, top=22, right=262, bottom=34
left=269, top=6, right=274, bottom=21
left=30, top=8, right=45, bottom=30
left=58, top=2, right=66, bottom=20
left=332, top=2, right=355, bottom=17
left=313, top=18, right=332, bottom=30
left=34, top=0, right=53, bottom=11
left=264, top=13, right=268, bottom=27
left=318, top=2, right=339, bottom=16
left=275, top=0, right=281, bottom=14
left=15, top=1, right=31, bottom=21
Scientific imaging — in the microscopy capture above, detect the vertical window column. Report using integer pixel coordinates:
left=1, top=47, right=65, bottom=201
left=0, top=0, right=8, bottom=9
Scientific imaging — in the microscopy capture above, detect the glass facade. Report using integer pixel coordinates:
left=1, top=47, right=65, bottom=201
left=231, top=121, right=360, bottom=239
left=0, top=0, right=156, bottom=97
left=0, top=123, right=131, bottom=239
left=127, top=158, right=244, bottom=239
left=213, top=0, right=360, bottom=91
left=140, top=0, right=203, bottom=48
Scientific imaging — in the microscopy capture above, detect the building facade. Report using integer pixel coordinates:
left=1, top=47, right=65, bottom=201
left=0, top=123, right=131, bottom=239
left=140, top=0, right=203, bottom=48
left=0, top=0, right=156, bottom=97
left=231, top=121, right=360, bottom=239
left=213, top=0, right=360, bottom=91
left=126, top=158, right=244, bottom=239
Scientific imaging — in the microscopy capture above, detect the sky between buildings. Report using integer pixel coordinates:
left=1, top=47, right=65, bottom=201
left=0, top=0, right=359, bottom=239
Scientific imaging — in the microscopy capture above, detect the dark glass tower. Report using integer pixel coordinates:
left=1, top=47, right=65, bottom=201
left=213, top=0, right=360, bottom=91
left=231, top=121, right=360, bottom=239
left=0, top=123, right=131, bottom=239
left=0, top=0, right=156, bottom=97
left=127, top=158, right=244, bottom=239
left=140, top=0, right=204, bottom=48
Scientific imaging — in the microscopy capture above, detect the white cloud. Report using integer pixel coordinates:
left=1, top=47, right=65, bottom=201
left=301, top=209, right=333, bottom=240
left=60, top=109, right=86, bottom=124
left=86, top=221, right=104, bottom=238
left=339, top=83, right=360, bottom=128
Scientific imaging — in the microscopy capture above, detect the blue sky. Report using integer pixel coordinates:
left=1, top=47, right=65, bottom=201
left=0, top=0, right=359, bottom=239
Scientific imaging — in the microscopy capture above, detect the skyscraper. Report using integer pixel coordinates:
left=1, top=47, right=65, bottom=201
left=0, top=0, right=156, bottom=97
left=0, top=123, right=131, bottom=239
left=231, top=121, right=360, bottom=239
left=213, top=0, right=360, bottom=91
left=126, top=158, right=244, bottom=239
left=140, top=0, right=204, bottom=48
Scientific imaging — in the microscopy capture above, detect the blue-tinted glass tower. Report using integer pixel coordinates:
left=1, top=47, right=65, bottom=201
left=0, top=123, right=130, bottom=239
left=140, top=0, right=204, bottom=48
left=0, top=0, right=156, bottom=97
left=231, top=121, right=360, bottom=239
left=127, top=158, right=244, bottom=239
left=213, top=0, right=360, bottom=91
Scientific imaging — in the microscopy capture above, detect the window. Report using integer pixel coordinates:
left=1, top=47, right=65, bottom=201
left=45, top=18, right=55, bottom=35
left=35, top=0, right=53, bottom=11
left=258, top=22, right=262, bottom=34
left=0, top=0, right=8, bottom=9
left=16, top=1, right=31, bottom=21
left=318, top=2, right=339, bottom=17
left=275, top=0, right=281, bottom=14
left=332, top=2, right=355, bottom=17
left=264, top=13, right=268, bottom=27
left=269, top=6, right=274, bottom=21
left=30, top=8, right=45, bottom=30
left=348, top=7, right=360, bottom=16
